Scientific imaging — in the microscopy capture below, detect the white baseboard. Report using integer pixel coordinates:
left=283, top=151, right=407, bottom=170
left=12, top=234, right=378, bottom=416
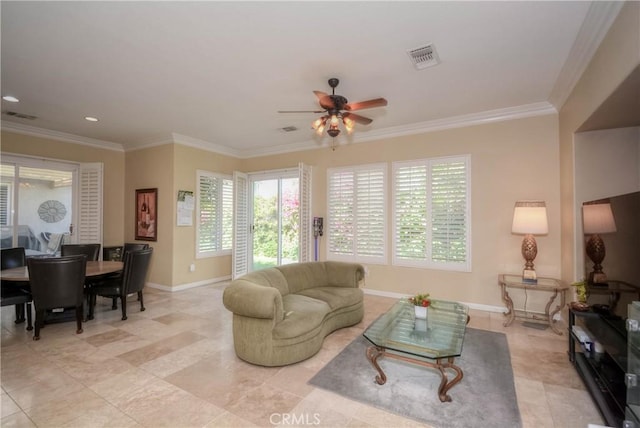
left=362, top=288, right=506, bottom=314
left=146, top=275, right=231, bottom=292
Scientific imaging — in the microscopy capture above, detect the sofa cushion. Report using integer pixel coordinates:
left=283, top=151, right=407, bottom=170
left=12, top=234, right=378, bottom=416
left=297, top=286, right=363, bottom=311
left=277, top=262, right=329, bottom=294
left=274, top=294, right=331, bottom=339
left=239, top=268, right=290, bottom=296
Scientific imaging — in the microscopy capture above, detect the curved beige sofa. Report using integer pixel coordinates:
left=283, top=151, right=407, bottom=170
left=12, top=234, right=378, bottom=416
left=222, top=261, right=364, bottom=366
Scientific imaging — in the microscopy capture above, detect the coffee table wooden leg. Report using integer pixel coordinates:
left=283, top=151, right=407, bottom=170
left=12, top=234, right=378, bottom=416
left=436, top=357, right=464, bottom=402
left=366, top=345, right=387, bottom=385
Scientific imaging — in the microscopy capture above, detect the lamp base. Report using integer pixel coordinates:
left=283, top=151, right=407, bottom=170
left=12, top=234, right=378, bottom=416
left=522, top=269, right=538, bottom=284
left=589, top=271, right=608, bottom=285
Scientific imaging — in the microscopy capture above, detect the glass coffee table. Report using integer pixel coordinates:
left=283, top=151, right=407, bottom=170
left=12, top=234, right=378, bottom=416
left=363, top=299, right=469, bottom=402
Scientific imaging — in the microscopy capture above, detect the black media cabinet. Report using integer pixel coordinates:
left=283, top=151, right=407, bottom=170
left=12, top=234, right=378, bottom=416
left=568, top=307, right=628, bottom=427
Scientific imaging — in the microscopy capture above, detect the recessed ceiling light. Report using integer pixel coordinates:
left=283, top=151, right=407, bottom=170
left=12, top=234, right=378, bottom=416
left=85, top=116, right=99, bottom=122
left=2, top=95, right=19, bottom=102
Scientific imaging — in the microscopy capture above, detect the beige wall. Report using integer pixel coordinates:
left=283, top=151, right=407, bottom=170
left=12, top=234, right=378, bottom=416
left=171, top=144, right=241, bottom=286
left=124, top=144, right=174, bottom=287
left=559, top=1, right=640, bottom=284
left=0, top=131, right=125, bottom=246
left=242, top=114, right=561, bottom=308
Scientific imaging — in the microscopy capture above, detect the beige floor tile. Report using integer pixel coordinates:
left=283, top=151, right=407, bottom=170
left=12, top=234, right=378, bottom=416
left=83, top=329, right=134, bottom=347
left=0, top=410, right=37, bottom=427
left=204, top=410, right=258, bottom=427
left=225, top=383, right=303, bottom=426
left=1, top=390, right=21, bottom=418
left=0, top=282, right=608, bottom=428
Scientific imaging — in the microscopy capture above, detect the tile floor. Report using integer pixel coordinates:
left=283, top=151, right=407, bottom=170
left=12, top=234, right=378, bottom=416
left=1, top=283, right=605, bottom=427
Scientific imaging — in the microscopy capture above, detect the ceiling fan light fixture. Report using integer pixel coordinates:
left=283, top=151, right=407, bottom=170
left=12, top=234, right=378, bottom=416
left=343, top=116, right=355, bottom=133
left=327, top=128, right=340, bottom=138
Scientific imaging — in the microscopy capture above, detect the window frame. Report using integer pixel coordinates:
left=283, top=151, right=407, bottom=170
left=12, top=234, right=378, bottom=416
left=392, top=155, right=471, bottom=272
left=196, top=170, right=233, bottom=258
left=326, top=162, right=387, bottom=265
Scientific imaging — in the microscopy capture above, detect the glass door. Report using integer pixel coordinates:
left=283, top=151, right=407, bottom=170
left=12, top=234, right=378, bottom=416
left=1, top=161, right=74, bottom=255
left=250, top=175, right=299, bottom=271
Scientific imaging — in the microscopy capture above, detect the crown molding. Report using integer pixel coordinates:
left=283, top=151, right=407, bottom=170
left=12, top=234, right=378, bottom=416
left=169, top=133, right=241, bottom=158
left=234, top=101, right=557, bottom=158
left=2, top=102, right=557, bottom=159
left=549, top=1, right=625, bottom=109
left=1, top=120, right=125, bottom=152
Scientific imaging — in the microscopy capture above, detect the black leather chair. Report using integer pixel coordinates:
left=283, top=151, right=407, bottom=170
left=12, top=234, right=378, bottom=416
left=104, top=243, right=149, bottom=309
left=1, top=247, right=33, bottom=330
left=27, top=255, right=87, bottom=340
left=88, top=248, right=152, bottom=321
left=61, top=243, right=101, bottom=261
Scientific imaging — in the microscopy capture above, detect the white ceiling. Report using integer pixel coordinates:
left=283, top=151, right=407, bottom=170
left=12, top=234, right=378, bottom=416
left=0, top=1, right=622, bottom=157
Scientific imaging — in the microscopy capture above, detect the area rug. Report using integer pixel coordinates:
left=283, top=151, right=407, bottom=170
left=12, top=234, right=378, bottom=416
left=308, top=328, right=521, bottom=428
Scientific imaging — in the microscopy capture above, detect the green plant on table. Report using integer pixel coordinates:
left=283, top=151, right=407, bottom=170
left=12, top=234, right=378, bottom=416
left=571, top=280, right=587, bottom=303
left=408, top=293, right=431, bottom=307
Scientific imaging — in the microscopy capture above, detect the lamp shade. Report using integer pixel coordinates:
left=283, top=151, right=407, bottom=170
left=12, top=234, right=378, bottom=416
left=512, top=201, right=548, bottom=235
left=582, top=203, right=616, bottom=234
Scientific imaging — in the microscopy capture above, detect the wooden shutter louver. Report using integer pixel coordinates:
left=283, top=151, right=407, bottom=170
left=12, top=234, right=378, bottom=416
left=78, top=163, right=103, bottom=244
left=233, top=171, right=249, bottom=279
left=430, top=160, right=468, bottom=264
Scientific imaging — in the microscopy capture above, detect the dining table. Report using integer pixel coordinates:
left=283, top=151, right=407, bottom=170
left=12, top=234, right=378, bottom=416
left=0, top=260, right=124, bottom=282
left=1, top=260, right=124, bottom=325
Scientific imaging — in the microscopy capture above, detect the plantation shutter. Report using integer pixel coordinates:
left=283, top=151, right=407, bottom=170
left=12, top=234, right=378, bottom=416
left=222, top=179, right=233, bottom=250
left=430, top=158, right=469, bottom=266
left=233, top=171, right=249, bottom=279
left=392, top=155, right=471, bottom=271
left=197, top=173, right=218, bottom=253
left=327, top=163, right=386, bottom=264
left=0, top=184, right=8, bottom=225
left=355, top=167, right=386, bottom=260
left=393, top=162, right=428, bottom=265
left=298, top=162, right=312, bottom=262
left=77, top=163, right=103, bottom=245
left=328, top=170, right=354, bottom=257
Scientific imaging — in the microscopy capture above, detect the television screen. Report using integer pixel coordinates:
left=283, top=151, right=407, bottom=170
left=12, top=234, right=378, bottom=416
left=583, top=191, right=640, bottom=316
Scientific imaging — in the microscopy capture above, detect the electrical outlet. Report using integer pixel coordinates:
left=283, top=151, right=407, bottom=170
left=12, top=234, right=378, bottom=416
left=189, top=263, right=196, bottom=272
left=364, top=266, right=370, bottom=277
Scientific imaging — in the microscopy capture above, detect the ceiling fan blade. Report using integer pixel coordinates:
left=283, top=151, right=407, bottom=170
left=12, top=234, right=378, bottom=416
left=345, top=98, right=388, bottom=111
left=314, top=90, right=335, bottom=110
left=278, top=110, right=325, bottom=113
left=313, top=90, right=328, bottom=100
left=343, top=112, right=372, bottom=125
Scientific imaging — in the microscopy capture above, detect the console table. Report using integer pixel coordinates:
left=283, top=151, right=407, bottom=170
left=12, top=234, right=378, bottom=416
left=498, top=274, right=568, bottom=335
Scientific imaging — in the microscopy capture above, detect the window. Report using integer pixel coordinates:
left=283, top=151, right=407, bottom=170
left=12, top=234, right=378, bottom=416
left=392, top=155, right=471, bottom=271
left=197, top=171, right=232, bottom=257
left=327, top=163, right=386, bottom=264
left=0, top=183, right=10, bottom=226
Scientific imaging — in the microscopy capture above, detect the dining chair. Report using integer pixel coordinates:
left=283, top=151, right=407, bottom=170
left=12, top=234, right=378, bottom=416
left=1, top=247, right=33, bottom=329
left=87, top=248, right=152, bottom=321
left=104, top=243, right=149, bottom=309
left=61, top=243, right=101, bottom=261
left=27, top=255, right=87, bottom=340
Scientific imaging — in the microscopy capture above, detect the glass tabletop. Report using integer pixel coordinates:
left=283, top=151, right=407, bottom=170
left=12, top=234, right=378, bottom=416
left=363, top=299, right=469, bottom=360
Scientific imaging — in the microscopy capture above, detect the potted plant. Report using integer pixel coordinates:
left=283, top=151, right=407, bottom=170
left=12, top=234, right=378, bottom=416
left=570, top=279, right=589, bottom=311
left=409, top=293, right=431, bottom=319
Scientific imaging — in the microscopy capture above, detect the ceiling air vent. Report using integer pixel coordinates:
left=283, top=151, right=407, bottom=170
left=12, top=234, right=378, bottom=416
left=280, top=126, right=298, bottom=133
left=3, top=111, right=38, bottom=120
left=407, top=43, right=440, bottom=70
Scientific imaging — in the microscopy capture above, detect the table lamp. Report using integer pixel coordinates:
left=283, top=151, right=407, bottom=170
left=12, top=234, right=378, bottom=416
left=582, top=201, right=616, bottom=284
left=512, top=201, right=548, bottom=283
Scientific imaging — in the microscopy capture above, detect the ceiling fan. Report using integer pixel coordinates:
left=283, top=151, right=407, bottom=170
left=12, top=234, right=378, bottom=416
left=279, top=78, right=388, bottom=138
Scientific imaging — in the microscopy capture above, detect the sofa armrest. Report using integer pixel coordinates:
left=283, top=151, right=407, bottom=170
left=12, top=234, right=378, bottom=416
left=325, top=261, right=365, bottom=288
left=223, top=280, right=284, bottom=321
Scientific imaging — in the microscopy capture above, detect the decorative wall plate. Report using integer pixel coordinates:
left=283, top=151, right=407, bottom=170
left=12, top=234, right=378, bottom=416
left=38, top=200, right=67, bottom=223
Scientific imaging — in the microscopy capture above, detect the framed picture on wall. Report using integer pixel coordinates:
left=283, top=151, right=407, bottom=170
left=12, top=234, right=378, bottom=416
left=135, top=188, right=158, bottom=241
